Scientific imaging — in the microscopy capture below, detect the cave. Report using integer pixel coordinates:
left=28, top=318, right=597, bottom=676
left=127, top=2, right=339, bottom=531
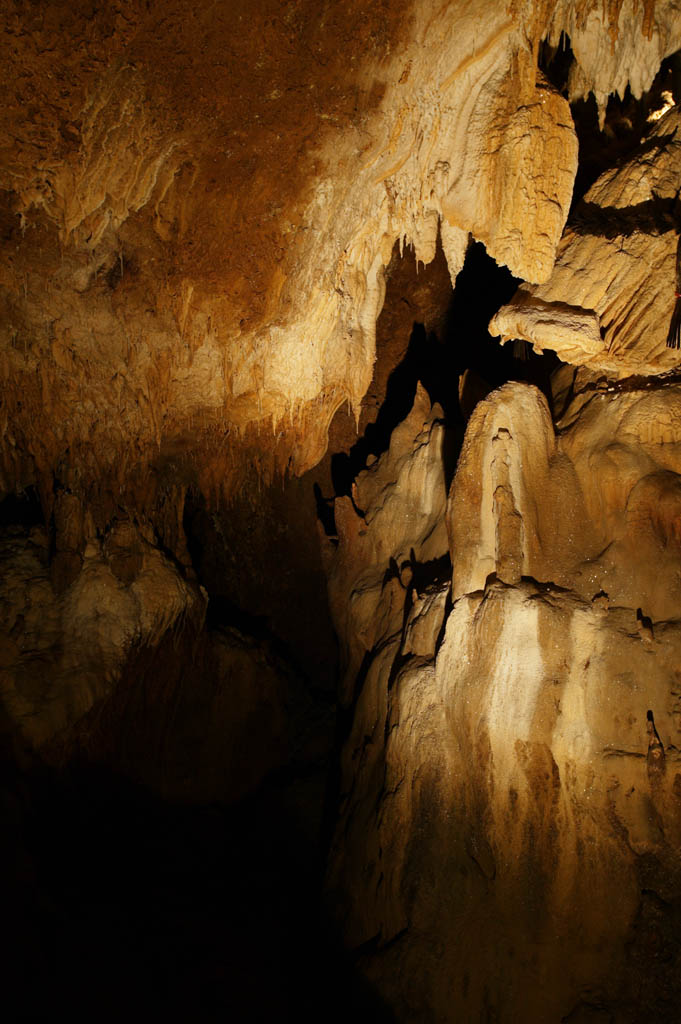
left=4, top=2, right=681, bottom=1021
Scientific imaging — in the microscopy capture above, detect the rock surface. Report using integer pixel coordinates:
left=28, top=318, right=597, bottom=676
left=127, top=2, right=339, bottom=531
left=0, top=509, right=330, bottom=806
left=491, top=106, right=681, bottom=376
left=3, top=0, right=678, bottom=506
left=5, top=2, right=681, bottom=1019
left=323, top=384, right=450, bottom=705
left=326, top=378, right=681, bottom=1020
left=0, top=517, right=204, bottom=750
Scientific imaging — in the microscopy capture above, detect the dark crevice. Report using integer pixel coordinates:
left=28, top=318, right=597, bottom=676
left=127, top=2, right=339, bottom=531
left=330, top=239, right=562, bottom=500
left=541, top=34, right=681, bottom=209
left=538, top=32, right=574, bottom=96
left=410, top=551, right=452, bottom=593
left=0, top=484, right=43, bottom=529
left=331, top=321, right=434, bottom=495
left=434, top=584, right=454, bottom=654
left=314, top=480, right=337, bottom=537
left=440, top=240, right=562, bottom=419
left=570, top=47, right=681, bottom=207
left=571, top=190, right=681, bottom=239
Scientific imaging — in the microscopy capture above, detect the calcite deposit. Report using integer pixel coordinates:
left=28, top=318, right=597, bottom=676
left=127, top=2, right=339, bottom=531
left=323, top=384, right=449, bottom=704
left=3, top=0, right=678, bottom=510
left=491, top=106, right=681, bottom=375
left=5, top=0, right=681, bottom=1020
left=327, top=378, right=681, bottom=1020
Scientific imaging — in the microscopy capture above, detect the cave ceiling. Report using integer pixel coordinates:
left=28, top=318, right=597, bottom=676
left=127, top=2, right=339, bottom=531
left=3, top=0, right=681, bottom=522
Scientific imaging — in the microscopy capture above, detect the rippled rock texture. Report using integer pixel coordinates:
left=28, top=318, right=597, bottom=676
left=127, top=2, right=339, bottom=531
left=3, top=0, right=679, bottom=510
left=327, top=378, right=681, bottom=1020
left=491, top=107, right=681, bottom=376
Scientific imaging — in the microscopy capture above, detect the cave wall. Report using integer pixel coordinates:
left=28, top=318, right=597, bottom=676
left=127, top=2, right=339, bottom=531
left=491, top=105, right=681, bottom=374
left=3, top=0, right=679, bottom=761
left=326, top=377, right=681, bottom=1020
left=5, top=2, right=681, bottom=1019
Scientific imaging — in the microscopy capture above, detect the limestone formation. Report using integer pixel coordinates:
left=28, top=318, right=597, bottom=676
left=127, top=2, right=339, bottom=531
left=4, top=0, right=678, bottom=508
left=0, top=516, right=204, bottom=750
left=449, top=373, right=681, bottom=620
left=327, top=373, right=681, bottom=1020
left=324, top=384, right=449, bottom=705
left=490, top=106, right=681, bottom=376
left=6, top=1, right=681, bottom=1020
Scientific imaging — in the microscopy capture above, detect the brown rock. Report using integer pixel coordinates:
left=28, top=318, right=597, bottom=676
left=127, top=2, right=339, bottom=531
left=490, top=108, right=681, bottom=377
left=327, top=384, right=449, bottom=703
left=3, top=0, right=674, bottom=499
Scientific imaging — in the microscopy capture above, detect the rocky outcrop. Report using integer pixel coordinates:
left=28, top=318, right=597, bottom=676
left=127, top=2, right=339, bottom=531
left=490, top=105, right=681, bottom=376
left=6, top=2, right=681, bottom=1018
left=449, top=374, right=681, bottom=621
left=0, top=509, right=330, bottom=805
left=323, top=384, right=449, bottom=705
left=447, top=381, right=587, bottom=597
left=326, top=378, right=681, bottom=1020
left=0, top=516, right=204, bottom=751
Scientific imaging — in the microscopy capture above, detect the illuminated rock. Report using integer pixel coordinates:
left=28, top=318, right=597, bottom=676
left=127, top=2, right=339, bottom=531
left=327, top=376, right=681, bottom=1019
left=325, top=383, right=449, bottom=704
left=490, top=107, right=681, bottom=376
left=5, top=0, right=677, bottom=502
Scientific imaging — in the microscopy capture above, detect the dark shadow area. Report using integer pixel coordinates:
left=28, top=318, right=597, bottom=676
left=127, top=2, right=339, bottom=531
left=446, top=240, right=565, bottom=402
left=330, top=239, right=561, bottom=498
left=443, top=242, right=562, bottom=421
left=409, top=550, right=452, bottom=594
left=313, top=480, right=338, bottom=538
left=0, top=484, right=43, bottom=528
left=541, top=36, right=681, bottom=206
left=571, top=191, right=681, bottom=238
left=183, top=482, right=339, bottom=695
left=440, top=240, right=544, bottom=394
left=330, top=321, right=437, bottom=495
left=3, top=757, right=396, bottom=1023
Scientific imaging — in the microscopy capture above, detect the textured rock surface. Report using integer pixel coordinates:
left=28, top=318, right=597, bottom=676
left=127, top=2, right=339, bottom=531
left=0, top=517, right=204, bottom=750
left=3, top=0, right=678, bottom=507
left=447, top=381, right=585, bottom=597
left=6, top=2, right=681, bottom=1018
left=327, top=377, right=681, bottom=1020
left=491, top=106, right=681, bottom=376
left=0, top=510, right=330, bottom=805
left=449, top=373, right=681, bottom=621
left=323, top=384, right=449, bottom=704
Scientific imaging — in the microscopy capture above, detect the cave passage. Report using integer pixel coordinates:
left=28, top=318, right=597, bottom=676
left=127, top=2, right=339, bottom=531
left=5, top=16, right=681, bottom=1024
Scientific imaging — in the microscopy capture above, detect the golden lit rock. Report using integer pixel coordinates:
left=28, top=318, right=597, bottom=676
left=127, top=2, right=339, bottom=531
left=4, top=0, right=677, bottom=498
left=491, top=107, right=681, bottom=375
left=5, top=1, right=681, bottom=1018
